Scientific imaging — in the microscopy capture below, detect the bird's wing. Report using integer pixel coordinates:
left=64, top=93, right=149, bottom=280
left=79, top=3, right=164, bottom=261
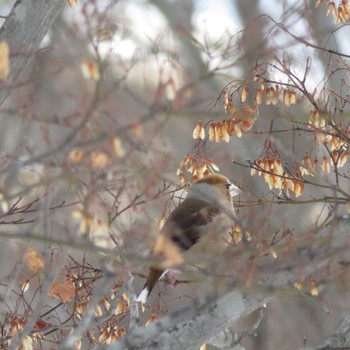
left=161, top=199, right=221, bottom=250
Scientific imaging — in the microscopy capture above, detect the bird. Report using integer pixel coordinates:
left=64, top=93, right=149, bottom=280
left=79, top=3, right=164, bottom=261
left=137, top=173, right=241, bottom=303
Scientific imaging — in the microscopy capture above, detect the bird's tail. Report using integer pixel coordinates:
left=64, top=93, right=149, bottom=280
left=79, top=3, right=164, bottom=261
left=137, top=268, right=164, bottom=303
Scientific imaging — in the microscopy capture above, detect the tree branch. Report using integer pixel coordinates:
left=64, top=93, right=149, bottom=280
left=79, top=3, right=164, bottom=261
left=0, top=0, right=65, bottom=107
left=106, top=291, right=272, bottom=350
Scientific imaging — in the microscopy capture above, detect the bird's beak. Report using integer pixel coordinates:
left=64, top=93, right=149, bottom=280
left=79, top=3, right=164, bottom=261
left=229, top=183, right=241, bottom=198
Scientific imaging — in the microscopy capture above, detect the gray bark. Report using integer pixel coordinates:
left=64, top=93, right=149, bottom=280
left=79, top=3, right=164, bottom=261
left=0, top=0, right=65, bottom=107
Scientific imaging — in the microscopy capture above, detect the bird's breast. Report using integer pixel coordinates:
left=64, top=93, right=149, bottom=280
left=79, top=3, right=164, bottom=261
left=183, top=212, right=232, bottom=262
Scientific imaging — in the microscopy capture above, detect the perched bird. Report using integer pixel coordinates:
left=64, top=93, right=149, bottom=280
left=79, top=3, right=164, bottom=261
left=137, top=173, right=241, bottom=303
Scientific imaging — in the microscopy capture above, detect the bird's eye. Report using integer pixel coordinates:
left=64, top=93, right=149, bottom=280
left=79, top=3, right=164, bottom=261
left=224, top=182, right=231, bottom=189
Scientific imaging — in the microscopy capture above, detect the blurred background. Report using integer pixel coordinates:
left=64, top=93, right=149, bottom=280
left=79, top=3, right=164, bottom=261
left=1, top=0, right=350, bottom=349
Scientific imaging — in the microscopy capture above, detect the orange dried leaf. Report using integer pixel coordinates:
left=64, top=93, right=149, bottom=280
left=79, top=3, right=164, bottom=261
left=242, top=105, right=255, bottom=117
left=209, top=123, right=216, bottom=142
left=69, top=148, right=85, bottom=164
left=315, top=130, right=328, bottom=143
left=112, top=137, right=126, bottom=158
left=225, top=119, right=235, bottom=135
left=338, top=1, right=350, bottom=22
left=265, top=87, right=273, bottom=105
left=49, top=279, right=75, bottom=302
left=9, top=318, right=25, bottom=336
left=283, top=89, right=296, bottom=105
left=271, top=88, right=279, bottom=105
left=90, top=151, right=110, bottom=168
left=270, top=247, right=277, bottom=259
left=132, top=121, right=143, bottom=138
left=207, top=159, right=220, bottom=172
left=193, top=165, right=204, bottom=178
left=0, top=41, right=10, bottom=80
left=146, top=313, right=158, bottom=326
left=26, top=247, right=45, bottom=272
left=114, top=328, right=126, bottom=340
left=112, top=282, right=122, bottom=293
left=202, top=163, right=208, bottom=174
left=283, top=176, right=295, bottom=196
left=72, top=209, right=91, bottom=235
left=0, top=191, right=8, bottom=213
left=283, top=89, right=290, bottom=105
left=309, top=277, right=319, bottom=296
left=219, top=122, right=228, bottom=142
left=274, top=175, right=283, bottom=190
left=232, top=225, right=242, bottom=244
left=255, top=88, right=263, bottom=105
left=34, top=319, right=48, bottom=331
left=332, top=150, right=340, bottom=163
left=310, top=286, right=319, bottom=296
left=165, top=77, right=177, bottom=101
left=282, top=175, right=291, bottom=194
left=293, top=177, right=304, bottom=197
left=115, top=295, right=128, bottom=315
left=178, top=172, right=185, bottom=184
left=329, top=135, right=345, bottom=151
left=203, top=168, right=210, bottom=176
left=294, top=280, right=303, bottom=290
left=158, top=215, right=165, bottom=230
left=290, top=91, right=296, bottom=104
left=309, top=110, right=326, bottom=128
left=338, top=150, right=349, bottom=168
left=76, top=301, right=88, bottom=318
left=67, top=0, right=78, bottom=8
left=221, top=121, right=230, bottom=142
left=321, top=155, right=330, bottom=173
left=81, top=59, right=100, bottom=80
left=269, top=175, right=278, bottom=190
left=214, top=122, right=222, bottom=142
left=223, top=89, right=229, bottom=112
left=300, top=154, right=314, bottom=176
left=234, top=123, right=242, bottom=138
left=327, top=1, right=338, bottom=21
left=309, top=110, right=316, bottom=126
left=21, top=280, right=30, bottom=293
left=273, top=159, right=284, bottom=175
left=240, top=118, right=255, bottom=131
left=99, top=328, right=110, bottom=344
left=20, top=336, right=33, bottom=350
left=326, top=1, right=332, bottom=15
left=304, top=153, right=313, bottom=169
left=193, top=121, right=205, bottom=140
left=241, top=86, right=248, bottom=102
left=122, top=292, right=130, bottom=305
left=95, top=304, right=103, bottom=317
left=226, top=100, right=235, bottom=114
left=275, top=84, right=280, bottom=95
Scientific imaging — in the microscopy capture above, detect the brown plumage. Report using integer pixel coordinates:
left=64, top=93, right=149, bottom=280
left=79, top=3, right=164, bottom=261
left=137, top=174, right=240, bottom=303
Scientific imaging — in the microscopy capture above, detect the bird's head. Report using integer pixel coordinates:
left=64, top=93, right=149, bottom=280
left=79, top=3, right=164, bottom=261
left=188, top=174, right=241, bottom=205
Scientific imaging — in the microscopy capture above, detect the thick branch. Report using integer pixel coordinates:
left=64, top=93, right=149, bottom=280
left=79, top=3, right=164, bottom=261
left=0, top=0, right=65, bottom=107
left=106, top=291, right=272, bottom=350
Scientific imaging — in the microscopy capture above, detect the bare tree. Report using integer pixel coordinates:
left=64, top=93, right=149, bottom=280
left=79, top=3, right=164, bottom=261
left=0, top=0, right=350, bottom=349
